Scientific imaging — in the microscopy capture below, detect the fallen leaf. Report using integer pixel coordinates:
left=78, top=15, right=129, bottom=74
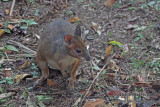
left=8, top=24, right=14, bottom=30
left=47, top=79, right=56, bottom=86
left=114, top=54, right=125, bottom=60
left=83, top=99, right=105, bottom=107
left=108, top=40, right=123, bottom=48
left=109, top=60, right=122, bottom=72
left=14, top=74, right=32, bottom=83
left=105, top=45, right=112, bottom=57
left=125, top=24, right=138, bottom=30
left=104, top=0, right=115, bottom=7
left=0, top=92, right=16, bottom=100
left=5, top=7, right=10, bottom=15
left=63, top=3, right=67, bottom=8
left=91, top=22, right=102, bottom=35
left=19, top=60, right=30, bottom=69
left=105, top=73, right=116, bottom=78
left=73, top=97, right=81, bottom=106
left=69, top=17, right=82, bottom=23
left=128, top=96, right=136, bottom=107
left=4, top=68, right=11, bottom=78
left=132, top=82, right=151, bottom=87
left=80, top=87, right=93, bottom=97
left=0, top=29, right=5, bottom=36
left=108, top=90, right=125, bottom=96
left=137, top=75, right=144, bottom=82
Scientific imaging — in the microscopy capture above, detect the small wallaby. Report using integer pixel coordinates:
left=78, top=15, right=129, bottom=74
left=34, top=19, right=91, bottom=90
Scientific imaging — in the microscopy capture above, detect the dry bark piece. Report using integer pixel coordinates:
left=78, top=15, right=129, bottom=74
left=19, top=60, right=30, bottom=69
left=47, top=79, right=56, bottom=86
left=83, top=99, right=105, bottom=107
left=69, top=17, right=82, bottom=23
left=104, top=0, right=115, bottom=7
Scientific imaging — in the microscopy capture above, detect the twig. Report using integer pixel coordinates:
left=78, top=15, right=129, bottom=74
left=9, top=0, right=16, bottom=16
left=7, top=40, right=36, bottom=55
left=22, top=4, right=31, bottom=17
left=80, top=54, right=115, bottom=105
left=8, top=54, right=35, bottom=58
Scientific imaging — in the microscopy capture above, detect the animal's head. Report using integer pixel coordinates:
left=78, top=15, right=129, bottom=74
left=64, top=25, right=91, bottom=61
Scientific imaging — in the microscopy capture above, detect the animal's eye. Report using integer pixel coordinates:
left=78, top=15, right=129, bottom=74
left=76, top=49, right=81, bottom=53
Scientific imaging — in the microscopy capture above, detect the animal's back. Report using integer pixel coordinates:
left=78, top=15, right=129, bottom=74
left=40, top=19, right=75, bottom=41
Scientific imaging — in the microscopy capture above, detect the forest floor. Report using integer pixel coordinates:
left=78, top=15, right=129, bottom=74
left=0, top=0, right=160, bottom=107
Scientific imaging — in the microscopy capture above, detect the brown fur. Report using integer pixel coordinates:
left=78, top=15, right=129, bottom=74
left=34, top=19, right=90, bottom=90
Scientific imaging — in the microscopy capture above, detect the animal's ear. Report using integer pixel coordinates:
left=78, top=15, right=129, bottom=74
left=74, top=24, right=81, bottom=37
left=64, top=35, right=73, bottom=44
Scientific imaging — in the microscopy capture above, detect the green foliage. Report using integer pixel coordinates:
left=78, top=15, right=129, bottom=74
left=20, top=19, right=38, bottom=29
left=107, top=31, right=111, bottom=38
left=0, top=98, right=7, bottom=103
left=130, top=58, right=145, bottom=70
left=0, top=87, right=3, bottom=92
left=27, top=0, right=35, bottom=4
left=4, top=45, right=19, bottom=52
left=141, top=0, right=160, bottom=10
left=108, top=40, right=123, bottom=48
left=76, top=0, right=83, bottom=3
left=2, top=0, right=10, bottom=2
left=35, top=9, right=39, bottom=16
left=66, top=11, right=73, bottom=16
left=134, top=33, right=144, bottom=41
left=4, top=21, right=11, bottom=33
left=37, top=95, right=54, bottom=102
left=0, top=77, right=14, bottom=84
left=22, top=91, right=27, bottom=100
left=147, top=58, right=160, bottom=72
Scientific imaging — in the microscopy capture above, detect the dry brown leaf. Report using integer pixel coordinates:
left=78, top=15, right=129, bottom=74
left=109, top=60, right=121, bottom=72
left=19, top=60, right=30, bottom=69
left=83, top=99, right=104, bottom=107
left=105, top=45, right=112, bottom=57
left=91, top=22, right=102, bottom=35
left=47, top=79, right=56, bottom=86
left=69, top=17, right=82, bottom=23
left=4, top=68, right=11, bottom=78
left=8, top=24, right=14, bottom=30
left=5, top=7, right=11, bottom=15
left=63, top=4, right=67, bottom=8
left=80, top=87, right=93, bottom=97
left=0, top=29, right=5, bottom=37
left=14, top=74, right=32, bottom=83
left=104, top=0, right=115, bottom=7
left=128, top=96, right=136, bottom=107
left=132, top=82, right=151, bottom=87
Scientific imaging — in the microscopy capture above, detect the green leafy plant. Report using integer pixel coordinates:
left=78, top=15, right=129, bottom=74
left=4, top=45, right=19, bottom=52
left=66, top=11, right=73, bottom=16
left=0, top=87, right=3, bottom=93
left=37, top=95, right=54, bottom=103
left=147, top=58, right=160, bottom=72
left=4, top=21, right=11, bottom=33
left=108, top=40, right=123, bottom=48
left=134, top=33, right=144, bottom=41
left=22, top=91, right=27, bottom=100
left=20, top=19, right=38, bottom=29
left=130, top=58, right=145, bottom=70
left=0, top=77, right=14, bottom=84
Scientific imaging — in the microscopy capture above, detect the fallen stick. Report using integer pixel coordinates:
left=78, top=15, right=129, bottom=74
left=7, top=40, right=36, bottom=55
left=9, top=0, right=16, bottom=16
left=0, top=92, right=16, bottom=100
left=80, top=54, right=115, bottom=105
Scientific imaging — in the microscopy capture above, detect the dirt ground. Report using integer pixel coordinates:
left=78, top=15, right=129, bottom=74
left=0, top=0, right=160, bottom=107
